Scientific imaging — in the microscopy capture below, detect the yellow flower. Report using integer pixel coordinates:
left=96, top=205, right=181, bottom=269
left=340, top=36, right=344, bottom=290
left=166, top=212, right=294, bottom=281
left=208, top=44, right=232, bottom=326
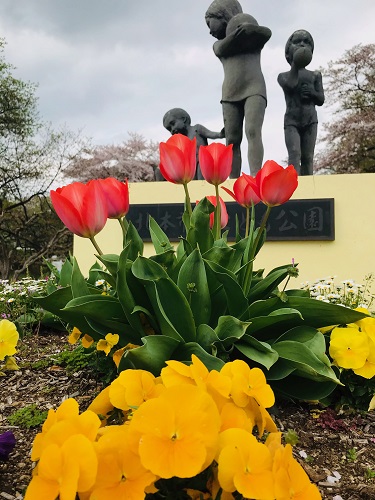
left=87, top=386, right=114, bottom=426
left=25, top=434, right=97, bottom=500
left=31, top=399, right=101, bottom=462
left=369, top=394, right=375, bottom=411
left=112, top=343, right=139, bottom=368
left=109, top=369, right=164, bottom=411
left=329, top=326, right=369, bottom=369
left=97, top=333, right=119, bottom=356
left=81, top=334, right=94, bottom=348
left=68, top=327, right=82, bottom=344
left=90, top=427, right=156, bottom=499
left=220, top=359, right=275, bottom=408
left=217, top=428, right=274, bottom=499
left=129, top=384, right=221, bottom=478
left=161, top=359, right=195, bottom=386
left=0, top=319, right=19, bottom=361
left=219, top=401, right=255, bottom=433
left=1, top=356, right=20, bottom=371
left=353, top=337, right=375, bottom=379
left=273, top=443, right=321, bottom=500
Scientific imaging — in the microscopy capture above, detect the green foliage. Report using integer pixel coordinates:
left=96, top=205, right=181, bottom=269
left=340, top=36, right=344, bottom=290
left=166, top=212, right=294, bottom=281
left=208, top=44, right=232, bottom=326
left=7, top=404, right=48, bottom=429
left=346, top=447, right=358, bottom=462
left=34, top=203, right=369, bottom=401
left=284, top=429, right=299, bottom=446
left=51, top=345, right=93, bottom=374
left=364, top=468, right=375, bottom=481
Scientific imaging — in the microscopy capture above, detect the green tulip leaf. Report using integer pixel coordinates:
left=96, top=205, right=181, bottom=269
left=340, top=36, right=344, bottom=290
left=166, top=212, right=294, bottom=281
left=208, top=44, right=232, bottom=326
left=118, top=335, right=180, bottom=375
left=177, top=248, right=211, bottom=326
left=173, top=342, right=225, bottom=371
left=71, top=257, right=90, bottom=298
left=116, top=245, right=146, bottom=335
left=266, top=359, right=297, bottom=380
left=149, top=215, right=174, bottom=254
left=215, top=316, right=250, bottom=347
left=63, top=295, right=127, bottom=324
left=196, top=324, right=220, bottom=352
left=245, top=308, right=304, bottom=341
left=149, top=250, right=176, bottom=275
left=132, top=255, right=169, bottom=282
left=59, top=258, right=73, bottom=286
left=187, top=197, right=214, bottom=254
left=247, top=267, right=291, bottom=303
left=94, top=270, right=117, bottom=289
left=204, top=260, right=248, bottom=318
left=125, top=222, right=144, bottom=260
left=271, top=375, right=338, bottom=401
left=234, top=336, right=279, bottom=370
left=247, top=296, right=369, bottom=328
left=202, top=245, right=236, bottom=272
left=272, top=335, right=340, bottom=384
left=95, top=254, right=120, bottom=276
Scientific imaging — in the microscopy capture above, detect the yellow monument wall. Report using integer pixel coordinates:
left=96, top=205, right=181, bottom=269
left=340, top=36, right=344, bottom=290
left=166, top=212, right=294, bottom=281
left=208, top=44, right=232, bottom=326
left=74, top=173, right=375, bottom=289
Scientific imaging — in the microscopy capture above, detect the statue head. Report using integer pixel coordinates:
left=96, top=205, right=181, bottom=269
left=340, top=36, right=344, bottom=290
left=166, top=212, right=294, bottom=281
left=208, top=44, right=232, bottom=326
left=226, top=13, right=258, bottom=36
left=163, top=108, right=191, bottom=135
left=285, top=29, right=314, bottom=65
left=205, top=0, right=243, bottom=39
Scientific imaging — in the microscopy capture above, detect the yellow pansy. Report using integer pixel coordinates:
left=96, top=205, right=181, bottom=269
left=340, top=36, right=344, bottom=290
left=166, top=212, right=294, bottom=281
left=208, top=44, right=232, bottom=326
left=217, top=428, right=274, bottom=499
left=109, top=369, right=164, bottom=411
left=81, top=334, right=94, bottom=348
left=0, top=319, right=19, bottom=361
left=272, top=443, right=321, bottom=500
left=97, top=333, right=119, bottom=356
left=220, top=359, right=275, bottom=408
left=87, top=386, right=114, bottom=426
left=329, top=326, right=369, bottom=369
left=68, top=327, right=82, bottom=344
left=2, top=356, right=20, bottom=371
left=112, top=343, right=139, bottom=368
left=90, top=427, right=156, bottom=499
left=130, top=384, right=221, bottom=479
left=353, top=337, right=375, bottom=379
left=25, top=434, right=97, bottom=500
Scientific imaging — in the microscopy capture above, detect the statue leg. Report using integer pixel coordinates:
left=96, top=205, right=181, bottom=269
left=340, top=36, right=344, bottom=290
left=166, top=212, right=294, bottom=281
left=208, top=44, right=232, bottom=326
left=284, top=125, right=301, bottom=174
left=300, top=123, right=318, bottom=175
left=244, top=95, right=266, bottom=176
left=222, top=101, right=244, bottom=178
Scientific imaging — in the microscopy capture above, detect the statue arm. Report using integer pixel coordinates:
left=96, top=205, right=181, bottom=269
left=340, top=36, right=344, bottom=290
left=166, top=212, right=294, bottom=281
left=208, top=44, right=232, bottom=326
left=312, top=71, right=325, bottom=106
left=277, top=64, right=299, bottom=92
left=196, top=124, right=225, bottom=140
left=214, top=23, right=271, bottom=57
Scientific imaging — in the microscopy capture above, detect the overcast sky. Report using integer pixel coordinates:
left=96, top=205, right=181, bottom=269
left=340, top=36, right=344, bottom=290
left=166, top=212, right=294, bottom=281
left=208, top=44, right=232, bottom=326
left=0, top=0, right=374, bottom=172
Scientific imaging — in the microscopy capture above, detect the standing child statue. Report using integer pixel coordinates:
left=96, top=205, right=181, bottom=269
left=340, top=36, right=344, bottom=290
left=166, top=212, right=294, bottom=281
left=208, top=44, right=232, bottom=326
left=278, top=30, right=325, bottom=175
left=160, top=107, right=224, bottom=180
left=205, top=0, right=272, bottom=177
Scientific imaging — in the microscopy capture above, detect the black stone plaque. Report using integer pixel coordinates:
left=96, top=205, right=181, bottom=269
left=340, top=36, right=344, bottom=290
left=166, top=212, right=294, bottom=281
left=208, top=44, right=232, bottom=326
left=127, top=198, right=334, bottom=241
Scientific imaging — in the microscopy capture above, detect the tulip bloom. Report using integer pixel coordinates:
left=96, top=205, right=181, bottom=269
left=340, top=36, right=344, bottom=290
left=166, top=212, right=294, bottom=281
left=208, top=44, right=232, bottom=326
left=159, top=134, right=196, bottom=184
left=98, top=177, right=129, bottom=219
left=221, top=174, right=260, bottom=208
left=199, top=143, right=233, bottom=185
left=204, top=196, right=228, bottom=229
left=50, top=180, right=107, bottom=238
left=254, top=160, right=298, bottom=207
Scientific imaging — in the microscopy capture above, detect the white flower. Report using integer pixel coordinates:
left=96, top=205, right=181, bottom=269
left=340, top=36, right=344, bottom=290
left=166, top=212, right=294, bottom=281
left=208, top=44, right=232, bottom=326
left=299, top=450, right=308, bottom=459
left=7, top=298, right=15, bottom=303
left=333, top=496, right=344, bottom=500
left=95, top=279, right=105, bottom=287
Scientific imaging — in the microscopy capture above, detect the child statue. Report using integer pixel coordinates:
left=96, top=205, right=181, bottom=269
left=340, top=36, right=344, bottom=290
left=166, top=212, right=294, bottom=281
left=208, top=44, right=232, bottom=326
left=205, top=0, right=272, bottom=177
left=160, top=107, right=224, bottom=180
left=278, top=30, right=325, bottom=175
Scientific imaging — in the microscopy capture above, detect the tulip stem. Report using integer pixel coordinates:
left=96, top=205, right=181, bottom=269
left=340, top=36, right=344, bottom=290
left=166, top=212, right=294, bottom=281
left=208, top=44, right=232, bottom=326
left=183, top=182, right=192, bottom=217
left=214, top=184, right=221, bottom=240
left=118, top=217, right=128, bottom=247
left=252, top=205, right=272, bottom=259
left=89, top=236, right=103, bottom=255
left=245, top=207, right=250, bottom=238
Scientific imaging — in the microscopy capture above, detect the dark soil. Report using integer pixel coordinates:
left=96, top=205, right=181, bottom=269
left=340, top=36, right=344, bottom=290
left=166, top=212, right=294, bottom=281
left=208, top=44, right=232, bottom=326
left=0, top=331, right=374, bottom=500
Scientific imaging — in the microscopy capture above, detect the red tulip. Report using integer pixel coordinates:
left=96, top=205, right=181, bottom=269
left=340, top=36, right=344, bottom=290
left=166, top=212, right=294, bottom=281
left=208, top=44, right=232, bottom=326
left=98, top=178, right=129, bottom=219
left=50, top=180, right=108, bottom=238
left=254, top=160, right=298, bottom=207
left=205, top=195, right=229, bottom=229
left=159, top=134, right=196, bottom=184
left=199, top=143, right=233, bottom=185
left=221, top=173, right=260, bottom=207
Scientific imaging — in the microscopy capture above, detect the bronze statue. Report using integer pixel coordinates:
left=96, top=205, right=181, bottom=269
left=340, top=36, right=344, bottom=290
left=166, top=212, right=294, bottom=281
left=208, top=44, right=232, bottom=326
left=161, top=108, right=224, bottom=180
left=205, top=0, right=271, bottom=177
left=278, top=30, right=325, bottom=175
